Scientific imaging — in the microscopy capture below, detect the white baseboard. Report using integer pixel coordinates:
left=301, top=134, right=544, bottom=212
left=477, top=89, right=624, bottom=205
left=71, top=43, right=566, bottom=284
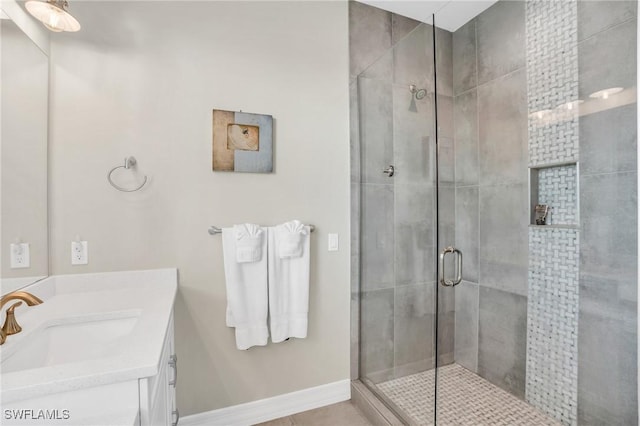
left=180, top=379, right=351, bottom=426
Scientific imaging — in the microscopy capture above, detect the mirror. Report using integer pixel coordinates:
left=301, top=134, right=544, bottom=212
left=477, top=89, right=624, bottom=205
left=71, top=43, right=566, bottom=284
left=1, top=13, right=49, bottom=293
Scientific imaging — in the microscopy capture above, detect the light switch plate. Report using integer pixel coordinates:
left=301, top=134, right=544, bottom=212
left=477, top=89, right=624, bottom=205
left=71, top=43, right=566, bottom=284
left=328, top=233, right=339, bottom=252
left=71, top=241, right=88, bottom=265
left=10, top=243, right=30, bottom=268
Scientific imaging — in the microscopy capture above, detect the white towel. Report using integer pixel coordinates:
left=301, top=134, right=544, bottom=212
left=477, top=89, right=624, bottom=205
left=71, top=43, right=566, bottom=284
left=268, top=220, right=311, bottom=343
left=222, top=224, right=269, bottom=350
left=277, top=220, right=308, bottom=258
left=235, top=223, right=264, bottom=263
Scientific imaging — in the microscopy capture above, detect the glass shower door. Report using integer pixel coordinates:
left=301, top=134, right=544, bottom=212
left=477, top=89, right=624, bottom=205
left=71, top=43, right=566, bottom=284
left=356, top=19, right=440, bottom=425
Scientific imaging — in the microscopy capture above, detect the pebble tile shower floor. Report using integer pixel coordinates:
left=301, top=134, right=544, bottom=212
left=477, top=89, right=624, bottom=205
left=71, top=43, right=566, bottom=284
left=377, top=364, right=560, bottom=425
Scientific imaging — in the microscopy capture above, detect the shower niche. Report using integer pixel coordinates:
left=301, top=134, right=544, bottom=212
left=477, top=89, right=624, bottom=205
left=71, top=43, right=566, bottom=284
left=529, top=162, right=579, bottom=227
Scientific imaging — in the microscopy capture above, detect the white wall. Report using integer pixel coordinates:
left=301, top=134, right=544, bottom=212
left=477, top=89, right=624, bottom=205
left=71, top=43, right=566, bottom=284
left=49, top=1, right=349, bottom=415
left=1, top=19, right=48, bottom=281
left=0, top=0, right=49, bottom=55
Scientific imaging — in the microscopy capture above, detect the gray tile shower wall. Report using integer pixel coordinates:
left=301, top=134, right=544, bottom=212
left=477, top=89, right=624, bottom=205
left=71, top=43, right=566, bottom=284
left=476, top=0, right=525, bottom=86
left=454, top=186, right=478, bottom=283
left=478, top=286, right=528, bottom=398
left=360, top=288, right=395, bottom=378
left=394, top=184, right=434, bottom=286
left=453, top=0, right=530, bottom=404
left=577, top=2, right=637, bottom=424
left=453, top=20, right=477, bottom=96
left=477, top=69, right=528, bottom=187
left=454, top=281, right=479, bottom=373
left=349, top=1, right=392, bottom=80
left=453, top=89, right=478, bottom=186
left=451, top=0, right=637, bottom=424
left=579, top=172, right=637, bottom=425
left=350, top=1, right=455, bottom=382
left=394, top=284, right=436, bottom=370
left=478, top=183, right=529, bottom=296
left=578, top=17, right=637, bottom=101
left=354, top=3, right=638, bottom=424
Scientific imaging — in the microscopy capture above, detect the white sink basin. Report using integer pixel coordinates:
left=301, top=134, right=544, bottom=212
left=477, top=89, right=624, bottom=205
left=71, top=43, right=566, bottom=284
left=1, top=314, right=139, bottom=373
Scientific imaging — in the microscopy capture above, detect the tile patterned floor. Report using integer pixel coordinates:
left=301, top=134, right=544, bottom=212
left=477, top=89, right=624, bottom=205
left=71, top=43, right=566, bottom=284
left=378, top=363, right=561, bottom=426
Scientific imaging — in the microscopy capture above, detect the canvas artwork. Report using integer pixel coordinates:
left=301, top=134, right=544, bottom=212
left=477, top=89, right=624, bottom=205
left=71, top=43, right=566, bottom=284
left=212, top=109, right=273, bottom=173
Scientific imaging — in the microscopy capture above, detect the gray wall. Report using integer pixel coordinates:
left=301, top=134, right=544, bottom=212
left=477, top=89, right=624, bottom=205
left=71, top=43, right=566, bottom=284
left=349, top=1, right=456, bottom=383
left=352, top=0, right=637, bottom=423
left=452, top=1, right=638, bottom=423
left=577, top=2, right=638, bottom=424
left=452, top=0, right=529, bottom=399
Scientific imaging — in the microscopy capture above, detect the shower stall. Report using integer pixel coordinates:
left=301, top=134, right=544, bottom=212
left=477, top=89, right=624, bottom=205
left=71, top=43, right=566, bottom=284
left=350, top=1, right=638, bottom=424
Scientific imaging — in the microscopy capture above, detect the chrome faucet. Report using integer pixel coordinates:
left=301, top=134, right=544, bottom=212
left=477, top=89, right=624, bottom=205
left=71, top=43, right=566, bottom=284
left=0, top=291, right=43, bottom=345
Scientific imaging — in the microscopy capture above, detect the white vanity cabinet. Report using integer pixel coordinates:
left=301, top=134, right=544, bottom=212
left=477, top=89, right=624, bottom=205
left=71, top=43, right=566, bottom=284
left=1, top=314, right=177, bottom=426
left=0, top=269, right=178, bottom=426
left=139, top=314, right=178, bottom=426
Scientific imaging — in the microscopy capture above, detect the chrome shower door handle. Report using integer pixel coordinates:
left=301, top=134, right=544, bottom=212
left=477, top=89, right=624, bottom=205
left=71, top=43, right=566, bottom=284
left=453, top=248, right=463, bottom=285
left=383, top=165, right=394, bottom=177
left=439, top=247, right=463, bottom=287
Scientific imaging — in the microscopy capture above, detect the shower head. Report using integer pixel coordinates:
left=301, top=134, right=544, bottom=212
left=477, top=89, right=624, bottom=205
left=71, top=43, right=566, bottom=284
left=409, top=84, right=427, bottom=100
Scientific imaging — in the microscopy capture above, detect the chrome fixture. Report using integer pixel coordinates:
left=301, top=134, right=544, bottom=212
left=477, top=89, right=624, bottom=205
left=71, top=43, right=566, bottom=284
left=439, top=247, right=463, bottom=287
left=25, top=0, right=80, bottom=32
left=172, top=409, right=180, bottom=426
left=409, top=84, right=427, bottom=100
left=208, top=224, right=315, bottom=235
left=108, top=156, right=148, bottom=192
left=0, top=291, right=44, bottom=345
left=535, top=204, right=549, bottom=225
left=383, top=165, right=395, bottom=177
left=169, top=354, right=178, bottom=387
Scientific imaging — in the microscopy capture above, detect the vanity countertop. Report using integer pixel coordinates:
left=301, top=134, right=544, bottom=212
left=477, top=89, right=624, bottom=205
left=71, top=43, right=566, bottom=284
left=0, top=268, right=177, bottom=405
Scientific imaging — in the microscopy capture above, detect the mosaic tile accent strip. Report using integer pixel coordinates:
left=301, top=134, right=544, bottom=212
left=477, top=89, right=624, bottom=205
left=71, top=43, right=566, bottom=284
left=537, top=165, right=577, bottom=225
left=525, top=0, right=580, bottom=423
left=527, top=227, right=579, bottom=425
left=526, top=0, right=579, bottom=167
left=377, top=364, right=560, bottom=426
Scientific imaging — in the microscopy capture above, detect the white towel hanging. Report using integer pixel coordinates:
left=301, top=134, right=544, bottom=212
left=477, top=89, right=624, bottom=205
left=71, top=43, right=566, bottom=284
left=222, top=224, right=269, bottom=350
left=267, top=220, right=311, bottom=343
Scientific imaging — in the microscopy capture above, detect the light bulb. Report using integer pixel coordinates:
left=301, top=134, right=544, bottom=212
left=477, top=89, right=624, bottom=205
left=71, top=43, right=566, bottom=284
left=45, top=10, right=63, bottom=31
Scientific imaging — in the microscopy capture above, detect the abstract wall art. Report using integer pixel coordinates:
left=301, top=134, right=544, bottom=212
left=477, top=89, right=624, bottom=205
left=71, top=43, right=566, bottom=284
left=212, top=109, right=273, bottom=173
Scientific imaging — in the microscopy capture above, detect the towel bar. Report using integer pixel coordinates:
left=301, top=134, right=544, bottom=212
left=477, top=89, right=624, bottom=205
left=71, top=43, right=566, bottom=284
left=208, top=224, right=315, bottom=235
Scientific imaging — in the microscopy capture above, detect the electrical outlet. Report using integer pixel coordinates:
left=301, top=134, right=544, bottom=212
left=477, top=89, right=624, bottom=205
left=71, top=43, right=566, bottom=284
left=10, top=243, right=30, bottom=268
left=71, top=241, right=88, bottom=265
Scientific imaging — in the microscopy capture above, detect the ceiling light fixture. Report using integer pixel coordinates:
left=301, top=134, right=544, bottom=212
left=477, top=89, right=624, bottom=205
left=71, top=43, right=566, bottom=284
left=25, top=0, right=80, bottom=33
left=589, top=87, right=623, bottom=100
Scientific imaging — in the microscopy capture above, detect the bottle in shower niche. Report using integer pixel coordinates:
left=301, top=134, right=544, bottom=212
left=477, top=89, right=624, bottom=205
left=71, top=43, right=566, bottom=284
left=535, top=204, right=549, bottom=225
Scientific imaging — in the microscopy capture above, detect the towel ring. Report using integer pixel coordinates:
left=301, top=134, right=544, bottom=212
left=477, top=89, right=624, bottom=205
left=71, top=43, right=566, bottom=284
left=108, top=156, right=148, bottom=192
